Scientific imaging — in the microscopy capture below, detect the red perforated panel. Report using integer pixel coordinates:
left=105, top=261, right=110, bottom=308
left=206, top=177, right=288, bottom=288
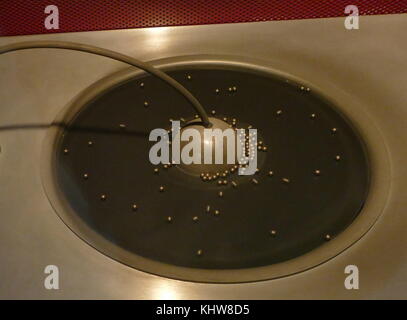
left=0, top=0, right=406, bottom=37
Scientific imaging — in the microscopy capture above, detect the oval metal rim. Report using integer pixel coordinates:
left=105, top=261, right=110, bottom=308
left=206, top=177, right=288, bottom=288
left=40, top=55, right=391, bottom=283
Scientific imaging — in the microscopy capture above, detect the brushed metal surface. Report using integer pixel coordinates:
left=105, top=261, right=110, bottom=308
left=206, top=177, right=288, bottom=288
left=1, top=14, right=407, bottom=299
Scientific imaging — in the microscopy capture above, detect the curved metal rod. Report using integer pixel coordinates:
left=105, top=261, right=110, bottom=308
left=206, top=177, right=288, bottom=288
left=0, top=40, right=212, bottom=127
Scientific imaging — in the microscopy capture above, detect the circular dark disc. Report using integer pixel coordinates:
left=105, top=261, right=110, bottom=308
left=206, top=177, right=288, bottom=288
left=56, top=66, right=369, bottom=270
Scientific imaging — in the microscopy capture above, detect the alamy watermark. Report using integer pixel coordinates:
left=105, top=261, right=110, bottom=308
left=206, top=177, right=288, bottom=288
left=44, top=5, right=59, bottom=30
left=149, top=121, right=258, bottom=176
left=44, top=265, right=59, bottom=290
left=344, top=5, right=359, bottom=30
left=344, top=265, right=359, bottom=290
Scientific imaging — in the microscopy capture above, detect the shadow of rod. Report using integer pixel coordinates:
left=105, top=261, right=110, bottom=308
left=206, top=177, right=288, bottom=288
left=0, top=122, right=150, bottom=137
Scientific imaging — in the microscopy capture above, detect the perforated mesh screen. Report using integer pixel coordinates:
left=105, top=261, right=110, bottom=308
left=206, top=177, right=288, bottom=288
left=0, top=0, right=406, bottom=37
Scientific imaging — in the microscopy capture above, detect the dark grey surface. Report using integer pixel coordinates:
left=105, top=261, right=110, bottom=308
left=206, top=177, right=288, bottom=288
left=56, top=66, right=369, bottom=272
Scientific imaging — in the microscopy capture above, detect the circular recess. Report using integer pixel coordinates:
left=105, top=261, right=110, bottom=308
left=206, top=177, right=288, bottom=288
left=41, top=58, right=386, bottom=283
